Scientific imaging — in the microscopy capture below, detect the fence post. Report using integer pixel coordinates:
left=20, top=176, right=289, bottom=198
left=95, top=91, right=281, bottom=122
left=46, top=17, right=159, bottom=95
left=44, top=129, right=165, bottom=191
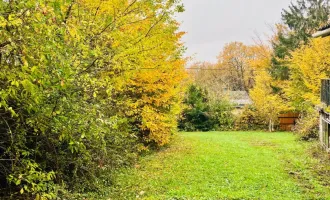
left=320, top=79, right=330, bottom=151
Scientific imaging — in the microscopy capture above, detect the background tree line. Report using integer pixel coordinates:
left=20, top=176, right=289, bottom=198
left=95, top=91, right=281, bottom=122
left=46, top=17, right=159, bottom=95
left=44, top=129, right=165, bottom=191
left=181, top=0, right=330, bottom=135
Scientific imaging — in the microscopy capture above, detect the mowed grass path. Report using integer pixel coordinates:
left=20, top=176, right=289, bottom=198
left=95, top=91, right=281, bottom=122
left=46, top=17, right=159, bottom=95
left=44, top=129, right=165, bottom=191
left=110, top=132, right=330, bottom=199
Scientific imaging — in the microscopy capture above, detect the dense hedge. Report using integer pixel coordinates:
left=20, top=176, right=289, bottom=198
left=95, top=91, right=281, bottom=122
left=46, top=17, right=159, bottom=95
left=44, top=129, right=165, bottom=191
left=234, top=105, right=268, bottom=131
left=0, top=0, right=185, bottom=199
left=179, top=85, right=235, bottom=132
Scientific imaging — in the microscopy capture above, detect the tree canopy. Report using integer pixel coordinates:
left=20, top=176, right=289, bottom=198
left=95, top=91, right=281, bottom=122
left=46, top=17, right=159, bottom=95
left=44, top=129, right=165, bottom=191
left=271, top=0, right=330, bottom=80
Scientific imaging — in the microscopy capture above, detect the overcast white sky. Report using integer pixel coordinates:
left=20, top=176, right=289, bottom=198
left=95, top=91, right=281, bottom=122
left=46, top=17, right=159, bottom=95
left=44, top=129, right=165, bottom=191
left=175, top=0, right=292, bottom=64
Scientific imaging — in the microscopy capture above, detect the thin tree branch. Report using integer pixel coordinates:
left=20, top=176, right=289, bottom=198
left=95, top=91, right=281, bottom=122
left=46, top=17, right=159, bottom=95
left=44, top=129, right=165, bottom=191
left=76, top=58, right=98, bottom=76
left=64, top=1, right=75, bottom=24
left=0, top=41, right=10, bottom=49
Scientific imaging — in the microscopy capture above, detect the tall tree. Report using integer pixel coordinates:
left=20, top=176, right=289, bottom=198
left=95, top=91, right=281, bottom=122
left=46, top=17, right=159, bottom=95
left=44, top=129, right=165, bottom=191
left=188, top=62, right=227, bottom=102
left=285, top=37, right=330, bottom=112
left=271, top=0, right=330, bottom=80
left=250, top=71, right=288, bottom=132
left=249, top=43, right=288, bottom=132
left=283, top=0, right=330, bottom=41
left=217, top=42, right=255, bottom=92
left=216, top=42, right=271, bottom=92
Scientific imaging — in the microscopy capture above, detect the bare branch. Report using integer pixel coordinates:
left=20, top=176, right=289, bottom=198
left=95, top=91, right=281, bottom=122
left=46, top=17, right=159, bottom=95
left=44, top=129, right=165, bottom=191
left=64, top=1, right=75, bottom=24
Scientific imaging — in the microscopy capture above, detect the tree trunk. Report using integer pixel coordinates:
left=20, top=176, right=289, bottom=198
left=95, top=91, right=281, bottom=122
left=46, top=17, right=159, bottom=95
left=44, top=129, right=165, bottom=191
left=269, top=119, right=274, bottom=132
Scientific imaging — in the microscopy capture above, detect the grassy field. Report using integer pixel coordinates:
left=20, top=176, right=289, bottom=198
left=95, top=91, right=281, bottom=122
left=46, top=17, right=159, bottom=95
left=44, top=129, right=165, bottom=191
left=108, top=132, right=330, bottom=200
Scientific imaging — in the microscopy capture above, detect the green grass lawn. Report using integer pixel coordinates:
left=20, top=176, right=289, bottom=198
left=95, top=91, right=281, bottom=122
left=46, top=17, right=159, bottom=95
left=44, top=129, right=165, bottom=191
left=108, top=132, right=330, bottom=200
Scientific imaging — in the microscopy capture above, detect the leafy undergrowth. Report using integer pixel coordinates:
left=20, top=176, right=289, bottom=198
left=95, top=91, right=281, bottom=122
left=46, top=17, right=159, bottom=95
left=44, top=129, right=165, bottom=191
left=105, top=132, right=330, bottom=200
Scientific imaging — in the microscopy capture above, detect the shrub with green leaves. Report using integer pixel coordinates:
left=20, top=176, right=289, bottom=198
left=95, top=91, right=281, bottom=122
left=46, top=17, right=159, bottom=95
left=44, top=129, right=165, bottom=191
left=293, top=110, right=319, bottom=140
left=0, top=1, right=136, bottom=198
left=210, top=100, right=235, bottom=131
left=0, top=0, right=185, bottom=199
left=179, top=85, right=213, bottom=131
left=179, top=85, right=235, bottom=132
left=235, top=105, right=268, bottom=131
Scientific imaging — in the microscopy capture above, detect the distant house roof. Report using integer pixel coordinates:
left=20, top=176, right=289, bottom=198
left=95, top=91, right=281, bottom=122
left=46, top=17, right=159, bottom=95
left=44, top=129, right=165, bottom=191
left=313, top=22, right=330, bottom=38
left=228, top=91, right=252, bottom=108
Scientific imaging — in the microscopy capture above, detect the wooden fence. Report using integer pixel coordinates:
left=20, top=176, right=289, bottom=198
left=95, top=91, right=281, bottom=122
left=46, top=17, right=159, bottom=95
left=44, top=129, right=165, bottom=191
left=278, top=113, right=299, bottom=131
left=321, top=79, right=330, bottom=106
left=320, top=79, right=330, bottom=151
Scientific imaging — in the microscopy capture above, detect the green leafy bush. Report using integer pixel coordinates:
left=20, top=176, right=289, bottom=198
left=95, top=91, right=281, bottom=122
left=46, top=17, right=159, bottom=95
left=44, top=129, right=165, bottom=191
left=235, top=105, right=268, bottom=131
left=179, top=85, right=213, bottom=131
left=293, top=111, right=319, bottom=140
left=210, top=100, right=235, bottom=131
left=179, top=85, right=235, bottom=131
left=0, top=0, right=184, bottom=199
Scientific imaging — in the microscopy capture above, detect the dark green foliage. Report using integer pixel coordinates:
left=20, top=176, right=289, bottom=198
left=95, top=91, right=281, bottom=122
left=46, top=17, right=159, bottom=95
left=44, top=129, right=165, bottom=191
left=179, top=85, right=213, bottom=131
left=210, top=100, right=235, bottom=131
left=179, top=85, right=235, bottom=132
left=270, top=31, right=296, bottom=80
left=283, top=0, right=330, bottom=40
left=270, top=0, right=330, bottom=80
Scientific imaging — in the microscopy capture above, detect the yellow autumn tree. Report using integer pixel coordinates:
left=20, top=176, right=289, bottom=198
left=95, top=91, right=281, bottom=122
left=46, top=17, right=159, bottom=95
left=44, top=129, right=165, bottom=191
left=188, top=62, right=226, bottom=102
left=250, top=71, right=288, bottom=132
left=248, top=43, right=288, bottom=132
left=247, top=43, right=272, bottom=70
left=285, top=37, right=330, bottom=111
left=78, top=0, right=188, bottom=146
left=104, top=1, right=188, bottom=146
left=217, top=42, right=255, bottom=91
left=127, top=59, right=187, bottom=146
left=216, top=42, right=272, bottom=92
